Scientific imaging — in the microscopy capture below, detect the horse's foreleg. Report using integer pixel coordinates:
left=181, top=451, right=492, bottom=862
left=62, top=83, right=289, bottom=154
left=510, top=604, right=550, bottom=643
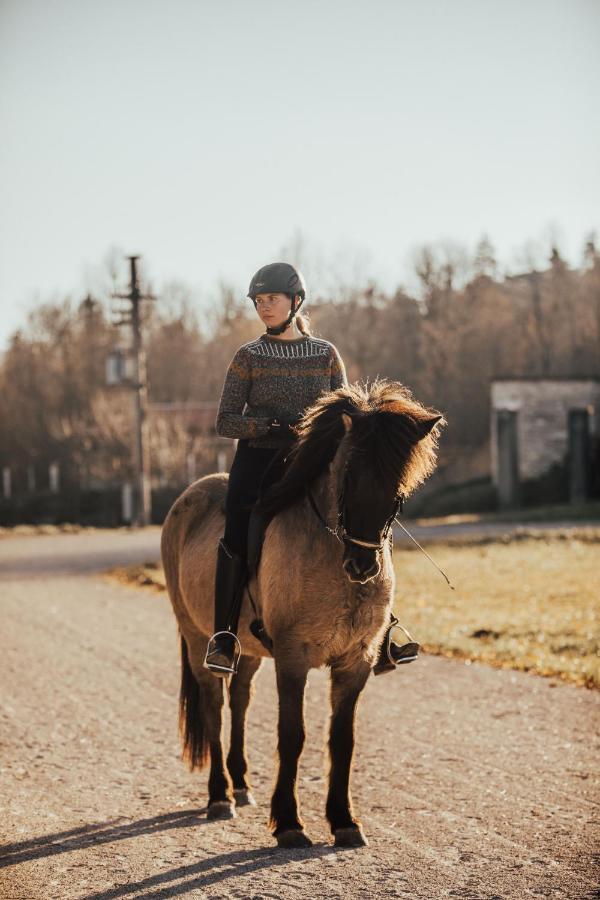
left=269, top=660, right=311, bottom=848
left=227, top=654, right=262, bottom=807
left=185, top=643, right=235, bottom=820
left=326, top=662, right=371, bottom=847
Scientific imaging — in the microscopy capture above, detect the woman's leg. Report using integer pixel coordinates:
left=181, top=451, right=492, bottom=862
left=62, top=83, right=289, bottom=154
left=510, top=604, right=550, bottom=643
left=224, top=443, right=282, bottom=559
left=205, top=443, right=282, bottom=675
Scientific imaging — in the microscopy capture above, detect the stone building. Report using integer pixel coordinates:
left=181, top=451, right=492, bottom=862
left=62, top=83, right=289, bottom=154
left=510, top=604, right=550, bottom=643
left=490, top=378, right=600, bottom=508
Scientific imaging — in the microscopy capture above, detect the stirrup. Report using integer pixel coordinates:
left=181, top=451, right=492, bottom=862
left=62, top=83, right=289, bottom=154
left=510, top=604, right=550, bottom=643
left=204, top=630, right=242, bottom=676
left=373, top=616, right=420, bottom=676
left=389, top=618, right=420, bottom=664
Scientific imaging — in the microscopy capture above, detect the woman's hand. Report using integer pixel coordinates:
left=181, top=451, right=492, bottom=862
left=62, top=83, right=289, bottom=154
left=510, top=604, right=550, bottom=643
left=267, top=415, right=302, bottom=441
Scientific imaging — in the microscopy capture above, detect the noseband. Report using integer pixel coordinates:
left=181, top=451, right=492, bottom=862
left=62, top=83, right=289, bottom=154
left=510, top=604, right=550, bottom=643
left=306, top=473, right=403, bottom=551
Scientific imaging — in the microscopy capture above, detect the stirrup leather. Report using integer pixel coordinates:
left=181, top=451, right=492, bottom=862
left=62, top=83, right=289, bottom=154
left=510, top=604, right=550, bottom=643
left=204, top=630, right=242, bottom=676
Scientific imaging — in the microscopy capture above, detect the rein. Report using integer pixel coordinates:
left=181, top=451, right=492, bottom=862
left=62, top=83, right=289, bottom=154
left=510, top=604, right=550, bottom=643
left=306, top=484, right=454, bottom=589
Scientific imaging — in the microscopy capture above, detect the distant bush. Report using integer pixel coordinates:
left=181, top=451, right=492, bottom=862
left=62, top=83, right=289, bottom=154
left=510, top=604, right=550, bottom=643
left=407, top=477, right=498, bottom=518
left=0, top=489, right=124, bottom=527
left=0, top=485, right=193, bottom=528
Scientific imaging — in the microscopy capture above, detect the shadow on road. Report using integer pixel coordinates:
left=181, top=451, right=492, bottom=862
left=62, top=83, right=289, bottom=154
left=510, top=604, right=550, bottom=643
left=80, top=843, right=332, bottom=900
left=0, top=809, right=334, bottom=899
left=0, top=810, right=208, bottom=867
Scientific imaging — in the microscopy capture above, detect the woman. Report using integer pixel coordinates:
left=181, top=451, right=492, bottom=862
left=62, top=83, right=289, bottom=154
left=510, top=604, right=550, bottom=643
left=205, top=261, right=418, bottom=676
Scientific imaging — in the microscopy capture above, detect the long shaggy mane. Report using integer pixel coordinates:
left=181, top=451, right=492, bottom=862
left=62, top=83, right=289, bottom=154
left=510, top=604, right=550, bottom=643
left=258, top=378, right=445, bottom=520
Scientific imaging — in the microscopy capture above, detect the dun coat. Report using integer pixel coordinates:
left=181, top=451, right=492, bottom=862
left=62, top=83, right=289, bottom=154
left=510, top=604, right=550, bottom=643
left=161, top=378, right=444, bottom=847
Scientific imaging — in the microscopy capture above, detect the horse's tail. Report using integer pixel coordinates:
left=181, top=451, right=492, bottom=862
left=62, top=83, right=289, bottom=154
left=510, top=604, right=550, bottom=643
left=179, top=633, right=210, bottom=770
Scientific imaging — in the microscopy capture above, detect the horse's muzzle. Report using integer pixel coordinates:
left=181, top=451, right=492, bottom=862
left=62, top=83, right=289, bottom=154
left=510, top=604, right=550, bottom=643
left=343, top=555, right=381, bottom=583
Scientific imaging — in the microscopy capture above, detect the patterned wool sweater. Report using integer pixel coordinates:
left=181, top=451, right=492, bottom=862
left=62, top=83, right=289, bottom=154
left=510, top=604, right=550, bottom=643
left=215, top=333, right=348, bottom=449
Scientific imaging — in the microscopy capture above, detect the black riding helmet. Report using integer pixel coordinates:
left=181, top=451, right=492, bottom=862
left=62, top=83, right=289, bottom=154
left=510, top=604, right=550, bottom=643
left=247, top=262, right=306, bottom=336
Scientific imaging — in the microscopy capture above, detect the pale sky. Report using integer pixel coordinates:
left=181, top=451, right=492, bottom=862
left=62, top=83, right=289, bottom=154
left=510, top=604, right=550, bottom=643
left=1, top=0, right=599, bottom=348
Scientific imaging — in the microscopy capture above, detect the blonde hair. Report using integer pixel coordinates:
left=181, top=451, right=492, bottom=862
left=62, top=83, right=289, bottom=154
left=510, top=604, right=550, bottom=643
left=295, top=310, right=311, bottom=336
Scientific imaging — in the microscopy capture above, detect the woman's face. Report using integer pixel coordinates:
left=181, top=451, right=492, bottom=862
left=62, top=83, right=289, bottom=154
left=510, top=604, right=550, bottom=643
left=255, top=292, right=295, bottom=329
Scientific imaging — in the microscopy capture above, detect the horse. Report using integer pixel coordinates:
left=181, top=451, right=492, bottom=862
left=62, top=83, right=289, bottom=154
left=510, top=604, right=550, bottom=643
left=160, top=378, right=444, bottom=848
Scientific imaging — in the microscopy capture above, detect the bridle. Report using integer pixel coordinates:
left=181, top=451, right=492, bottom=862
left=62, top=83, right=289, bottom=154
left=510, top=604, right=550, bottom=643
left=306, top=467, right=404, bottom=551
left=304, top=461, right=455, bottom=590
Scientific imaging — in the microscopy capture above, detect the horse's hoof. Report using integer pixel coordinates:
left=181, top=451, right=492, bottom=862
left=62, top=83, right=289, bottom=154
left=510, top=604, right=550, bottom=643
left=334, top=825, right=368, bottom=848
left=207, top=801, right=237, bottom=820
left=233, top=789, right=257, bottom=807
left=276, top=829, right=313, bottom=848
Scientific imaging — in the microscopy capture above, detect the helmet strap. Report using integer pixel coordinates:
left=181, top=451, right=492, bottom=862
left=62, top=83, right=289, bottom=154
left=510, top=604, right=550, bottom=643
left=263, top=295, right=304, bottom=336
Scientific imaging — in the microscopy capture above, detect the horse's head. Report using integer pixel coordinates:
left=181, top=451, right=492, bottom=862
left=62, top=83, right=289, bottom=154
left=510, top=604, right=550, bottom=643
left=257, top=379, right=444, bottom=584
left=334, top=395, right=443, bottom=583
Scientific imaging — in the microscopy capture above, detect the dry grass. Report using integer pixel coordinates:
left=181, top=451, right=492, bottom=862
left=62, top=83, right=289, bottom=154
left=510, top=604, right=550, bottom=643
left=106, top=562, right=166, bottom=592
left=106, top=533, right=599, bottom=689
left=393, top=535, right=599, bottom=688
left=0, top=523, right=91, bottom=539
left=414, top=500, right=600, bottom=526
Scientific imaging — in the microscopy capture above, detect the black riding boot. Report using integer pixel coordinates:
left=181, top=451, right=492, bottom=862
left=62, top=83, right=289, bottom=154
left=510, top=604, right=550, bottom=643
left=373, top=615, right=420, bottom=676
left=204, top=538, right=246, bottom=677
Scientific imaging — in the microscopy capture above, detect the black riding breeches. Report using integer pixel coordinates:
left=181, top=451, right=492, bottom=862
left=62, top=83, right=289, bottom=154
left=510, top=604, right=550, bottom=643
left=223, top=440, right=287, bottom=559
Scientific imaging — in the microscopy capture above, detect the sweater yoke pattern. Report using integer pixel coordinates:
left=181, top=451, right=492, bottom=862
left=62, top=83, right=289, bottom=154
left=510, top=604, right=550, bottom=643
left=244, top=336, right=331, bottom=359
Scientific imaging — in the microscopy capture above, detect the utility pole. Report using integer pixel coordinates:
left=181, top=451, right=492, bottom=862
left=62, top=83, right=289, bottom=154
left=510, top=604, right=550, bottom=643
left=112, top=256, right=155, bottom=526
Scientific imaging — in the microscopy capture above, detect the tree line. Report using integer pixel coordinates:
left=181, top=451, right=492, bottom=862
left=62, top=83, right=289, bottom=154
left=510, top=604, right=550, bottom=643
left=1, top=236, right=598, bottom=521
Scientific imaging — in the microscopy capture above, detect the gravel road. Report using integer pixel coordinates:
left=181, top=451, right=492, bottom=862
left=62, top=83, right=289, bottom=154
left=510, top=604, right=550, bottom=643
left=1, top=529, right=598, bottom=899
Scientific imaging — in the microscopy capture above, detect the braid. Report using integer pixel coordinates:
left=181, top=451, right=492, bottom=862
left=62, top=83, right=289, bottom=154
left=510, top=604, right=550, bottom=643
left=295, top=311, right=311, bottom=337
left=286, top=292, right=311, bottom=336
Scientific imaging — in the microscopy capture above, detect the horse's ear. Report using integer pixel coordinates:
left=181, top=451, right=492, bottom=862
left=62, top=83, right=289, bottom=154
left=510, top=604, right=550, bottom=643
left=342, top=412, right=353, bottom=432
left=381, top=399, right=444, bottom=440
left=415, top=414, right=444, bottom=439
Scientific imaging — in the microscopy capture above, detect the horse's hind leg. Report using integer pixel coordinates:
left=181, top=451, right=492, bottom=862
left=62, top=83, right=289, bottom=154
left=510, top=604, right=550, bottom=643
left=226, top=654, right=262, bottom=807
left=183, top=635, right=236, bottom=820
left=269, top=658, right=312, bottom=848
left=326, top=662, right=371, bottom=847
